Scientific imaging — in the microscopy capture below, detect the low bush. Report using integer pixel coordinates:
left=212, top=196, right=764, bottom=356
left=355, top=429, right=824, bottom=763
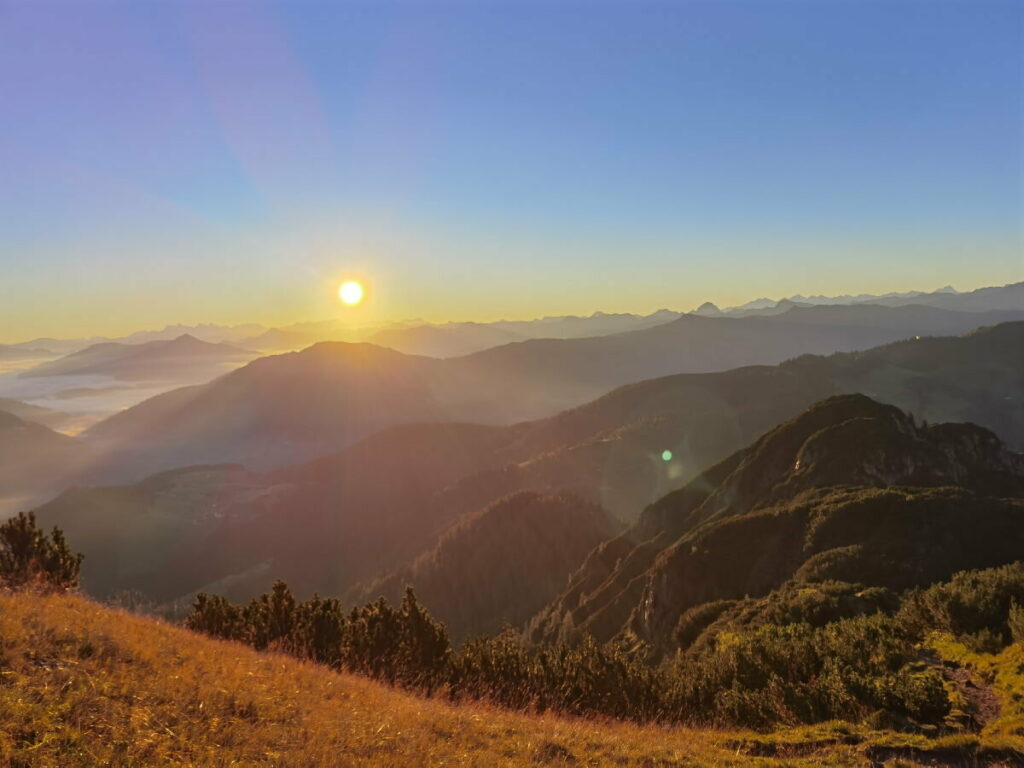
left=185, top=580, right=953, bottom=730
left=0, top=511, right=82, bottom=591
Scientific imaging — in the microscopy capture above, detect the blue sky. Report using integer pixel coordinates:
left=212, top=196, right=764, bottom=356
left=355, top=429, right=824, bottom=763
left=1, top=0, right=1021, bottom=340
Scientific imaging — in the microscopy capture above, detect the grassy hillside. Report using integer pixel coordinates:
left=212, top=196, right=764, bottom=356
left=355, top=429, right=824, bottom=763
left=4, top=591, right=1023, bottom=768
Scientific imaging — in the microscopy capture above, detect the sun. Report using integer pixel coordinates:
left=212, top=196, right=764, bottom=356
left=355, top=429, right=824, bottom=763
left=338, top=280, right=364, bottom=306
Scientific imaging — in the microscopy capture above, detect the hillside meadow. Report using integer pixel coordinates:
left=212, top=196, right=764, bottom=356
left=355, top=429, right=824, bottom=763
left=2, top=591, right=1023, bottom=767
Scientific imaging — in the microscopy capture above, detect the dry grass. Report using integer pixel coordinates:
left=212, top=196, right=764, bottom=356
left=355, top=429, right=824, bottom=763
left=0, top=591, right=1010, bottom=767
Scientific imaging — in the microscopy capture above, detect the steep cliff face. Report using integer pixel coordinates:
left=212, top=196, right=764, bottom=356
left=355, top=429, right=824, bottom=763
left=530, top=395, right=1024, bottom=650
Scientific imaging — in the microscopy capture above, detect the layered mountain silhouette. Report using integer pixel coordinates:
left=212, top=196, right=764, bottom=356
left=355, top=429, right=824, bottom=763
left=715, top=280, right=1023, bottom=316
left=82, top=306, right=1024, bottom=479
left=529, top=394, right=1024, bottom=651
left=35, top=322, right=1024, bottom=609
left=0, top=398, right=72, bottom=431
left=21, top=334, right=255, bottom=381
left=367, top=322, right=526, bottom=358
left=0, top=344, right=55, bottom=360
left=0, top=410, right=89, bottom=515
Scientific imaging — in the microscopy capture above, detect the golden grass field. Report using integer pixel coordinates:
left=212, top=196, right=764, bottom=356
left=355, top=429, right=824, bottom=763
left=1, top=591, right=1021, bottom=767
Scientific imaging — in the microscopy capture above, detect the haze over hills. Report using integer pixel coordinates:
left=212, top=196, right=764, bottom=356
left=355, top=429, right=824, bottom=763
left=242, top=282, right=1023, bottom=357
left=2, top=323, right=266, bottom=358
left=35, top=321, right=1024, bottom=610
left=36, top=422, right=528, bottom=602
left=365, top=321, right=527, bottom=358
left=0, top=409, right=91, bottom=516
left=363, top=310, right=690, bottom=358
left=7, top=281, right=1017, bottom=360
left=0, top=344, right=56, bottom=360
left=80, top=304, right=1024, bottom=479
left=529, top=394, right=1024, bottom=651
left=240, top=309, right=688, bottom=355
left=20, top=334, right=256, bottom=382
left=701, top=280, right=1023, bottom=317
left=0, top=397, right=74, bottom=431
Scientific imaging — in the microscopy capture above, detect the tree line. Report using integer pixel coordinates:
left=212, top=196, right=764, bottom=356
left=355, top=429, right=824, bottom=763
left=184, top=573, right=1024, bottom=729
left=6, top=510, right=1024, bottom=730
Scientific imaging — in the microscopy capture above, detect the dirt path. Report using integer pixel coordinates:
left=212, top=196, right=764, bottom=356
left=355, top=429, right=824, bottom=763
left=919, top=650, right=1002, bottom=731
left=943, top=660, right=1002, bottom=730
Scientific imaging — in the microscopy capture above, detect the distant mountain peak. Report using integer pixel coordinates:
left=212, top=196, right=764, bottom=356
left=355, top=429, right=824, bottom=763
left=168, top=333, right=204, bottom=346
left=693, top=302, right=721, bottom=316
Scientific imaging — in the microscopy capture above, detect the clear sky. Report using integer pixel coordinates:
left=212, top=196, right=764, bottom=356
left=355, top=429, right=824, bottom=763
left=1, top=0, right=1021, bottom=341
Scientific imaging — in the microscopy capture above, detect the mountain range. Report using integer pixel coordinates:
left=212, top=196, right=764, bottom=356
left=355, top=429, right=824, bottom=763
left=32, top=321, right=1024, bottom=611
left=702, top=280, right=1023, bottom=317
left=20, top=334, right=255, bottom=382
left=77, top=304, right=1024, bottom=480
left=6, top=281, right=1019, bottom=360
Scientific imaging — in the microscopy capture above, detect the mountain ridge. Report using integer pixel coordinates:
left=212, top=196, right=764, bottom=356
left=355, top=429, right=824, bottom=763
left=79, top=306, right=1024, bottom=479
left=529, top=394, right=1024, bottom=650
left=34, top=322, right=1024, bottom=609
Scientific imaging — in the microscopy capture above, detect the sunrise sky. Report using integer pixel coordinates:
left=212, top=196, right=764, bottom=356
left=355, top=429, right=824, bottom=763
left=1, top=0, right=1021, bottom=342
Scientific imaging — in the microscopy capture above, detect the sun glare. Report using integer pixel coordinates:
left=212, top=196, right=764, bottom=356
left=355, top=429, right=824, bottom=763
left=338, top=280, right=364, bottom=306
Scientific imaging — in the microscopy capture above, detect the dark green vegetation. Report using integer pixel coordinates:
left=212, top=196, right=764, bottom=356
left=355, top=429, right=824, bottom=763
left=531, top=393, right=1024, bottom=649
left=349, top=491, right=622, bottom=641
left=10, top=385, right=1024, bottom=751
left=0, top=511, right=81, bottom=591
left=184, top=563, right=1024, bottom=732
left=177, top=393, right=1024, bottom=734
left=32, top=322, right=1024, bottom=610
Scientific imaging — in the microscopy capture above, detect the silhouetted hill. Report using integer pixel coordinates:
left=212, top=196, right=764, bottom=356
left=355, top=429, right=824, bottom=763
left=350, top=492, right=621, bottom=641
left=82, top=307, right=1024, bottom=478
left=368, top=322, right=526, bottom=357
left=867, top=281, right=1022, bottom=312
left=0, top=410, right=91, bottom=515
left=718, top=280, right=1023, bottom=315
left=85, top=343, right=447, bottom=474
left=0, top=344, right=55, bottom=360
left=0, top=398, right=72, bottom=430
left=529, top=395, right=1024, bottom=651
left=21, top=334, right=255, bottom=381
left=38, top=422, right=523, bottom=602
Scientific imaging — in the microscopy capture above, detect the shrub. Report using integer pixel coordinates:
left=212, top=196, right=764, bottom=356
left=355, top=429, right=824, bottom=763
left=1009, top=600, right=1024, bottom=644
left=184, top=580, right=952, bottom=730
left=185, top=593, right=244, bottom=640
left=899, top=562, right=1024, bottom=648
left=0, top=511, right=82, bottom=591
left=666, top=614, right=948, bottom=728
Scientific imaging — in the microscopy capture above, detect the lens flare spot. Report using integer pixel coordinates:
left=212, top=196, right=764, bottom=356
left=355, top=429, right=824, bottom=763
left=339, top=281, right=364, bottom=305
left=661, top=450, right=673, bottom=462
